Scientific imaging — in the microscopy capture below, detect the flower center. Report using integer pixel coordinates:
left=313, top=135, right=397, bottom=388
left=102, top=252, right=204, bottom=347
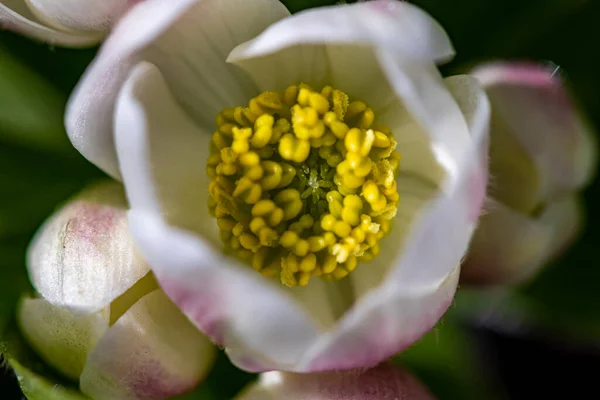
left=207, top=85, right=400, bottom=287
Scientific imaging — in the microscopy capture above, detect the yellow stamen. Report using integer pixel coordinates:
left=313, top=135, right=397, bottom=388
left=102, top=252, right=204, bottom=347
left=207, top=85, right=400, bottom=287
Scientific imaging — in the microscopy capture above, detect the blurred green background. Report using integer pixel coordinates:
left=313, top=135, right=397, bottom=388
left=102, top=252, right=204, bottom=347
left=1, top=0, right=599, bottom=399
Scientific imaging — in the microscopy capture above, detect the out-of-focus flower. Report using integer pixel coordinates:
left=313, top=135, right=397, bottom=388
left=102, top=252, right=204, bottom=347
left=462, top=62, right=597, bottom=285
left=0, top=0, right=138, bottom=47
left=236, top=362, right=435, bottom=400
left=18, top=182, right=215, bottom=400
left=65, top=0, right=490, bottom=372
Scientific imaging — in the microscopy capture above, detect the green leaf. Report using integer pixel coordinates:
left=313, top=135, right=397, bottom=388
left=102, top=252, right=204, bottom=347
left=2, top=322, right=87, bottom=400
left=8, top=358, right=88, bottom=400
left=0, top=44, right=72, bottom=154
left=397, top=320, right=492, bottom=400
left=0, top=143, right=103, bottom=239
left=0, top=31, right=97, bottom=95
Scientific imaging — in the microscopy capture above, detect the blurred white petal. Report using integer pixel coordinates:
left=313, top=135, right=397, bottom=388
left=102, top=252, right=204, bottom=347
left=474, top=62, right=597, bottom=205
left=0, top=0, right=102, bottom=47
left=23, top=0, right=132, bottom=32
left=463, top=196, right=582, bottom=285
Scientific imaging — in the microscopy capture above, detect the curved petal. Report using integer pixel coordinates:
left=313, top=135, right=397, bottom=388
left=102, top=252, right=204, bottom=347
left=65, top=0, right=289, bottom=178
left=297, top=75, right=490, bottom=372
left=227, top=0, right=454, bottom=108
left=228, top=1, right=469, bottom=187
left=113, top=61, right=215, bottom=237
left=80, top=290, right=215, bottom=400
left=354, top=76, right=491, bottom=294
left=462, top=195, right=582, bottom=285
left=228, top=0, right=454, bottom=66
left=26, top=182, right=150, bottom=314
left=128, top=211, right=321, bottom=372
left=23, top=0, right=133, bottom=32
left=17, top=296, right=109, bottom=381
left=298, top=267, right=460, bottom=372
left=236, top=363, right=434, bottom=400
left=0, top=0, right=102, bottom=47
left=473, top=62, right=597, bottom=207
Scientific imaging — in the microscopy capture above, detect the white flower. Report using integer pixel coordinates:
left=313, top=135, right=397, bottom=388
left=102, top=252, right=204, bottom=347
left=65, top=0, right=490, bottom=372
left=20, top=182, right=215, bottom=400
left=0, top=0, right=137, bottom=47
left=236, top=362, right=434, bottom=400
left=462, top=62, right=597, bottom=284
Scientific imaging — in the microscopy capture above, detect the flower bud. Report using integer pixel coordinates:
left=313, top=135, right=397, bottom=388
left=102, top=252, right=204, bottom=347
left=236, top=363, right=435, bottom=400
left=18, top=182, right=215, bottom=399
left=0, top=0, right=137, bottom=47
left=463, top=63, right=596, bottom=284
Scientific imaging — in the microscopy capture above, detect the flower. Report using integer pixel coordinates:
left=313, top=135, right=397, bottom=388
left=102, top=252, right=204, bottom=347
left=65, top=0, right=490, bottom=372
left=0, top=0, right=138, bottom=47
left=18, top=182, right=215, bottom=400
left=462, top=62, right=597, bottom=285
left=236, top=362, right=435, bottom=399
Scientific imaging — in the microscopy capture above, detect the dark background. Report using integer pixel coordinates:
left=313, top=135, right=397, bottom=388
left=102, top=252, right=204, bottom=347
left=2, top=0, right=600, bottom=398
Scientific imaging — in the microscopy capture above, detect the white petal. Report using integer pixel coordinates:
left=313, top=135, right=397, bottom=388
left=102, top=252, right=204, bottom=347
left=473, top=62, right=597, bottom=203
left=228, top=1, right=468, bottom=187
left=17, top=296, right=109, bottom=380
left=80, top=290, right=215, bottom=400
left=228, top=0, right=454, bottom=65
left=296, top=75, right=490, bottom=372
left=227, top=0, right=453, bottom=108
left=27, top=182, right=150, bottom=313
left=0, top=0, right=102, bottom=47
left=297, top=267, right=460, bottom=372
left=463, top=195, right=582, bottom=285
left=23, top=0, right=131, bottom=32
left=236, top=364, right=435, bottom=400
left=388, top=74, right=490, bottom=285
left=128, top=210, right=321, bottom=372
left=354, top=75, right=490, bottom=294
left=66, top=0, right=289, bottom=178
left=114, top=61, right=216, bottom=238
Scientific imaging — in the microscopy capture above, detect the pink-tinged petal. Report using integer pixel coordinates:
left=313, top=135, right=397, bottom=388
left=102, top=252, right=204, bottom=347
left=0, top=0, right=102, bottom=47
left=128, top=211, right=322, bottom=372
left=354, top=75, right=490, bottom=294
left=473, top=62, right=597, bottom=209
left=299, top=267, right=459, bottom=372
left=27, top=182, right=150, bottom=313
left=80, top=290, right=215, bottom=400
left=23, top=0, right=136, bottom=32
left=66, top=0, right=289, bottom=178
left=236, top=363, right=435, bottom=400
left=462, top=195, right=582, bottom=285
left=294, top=76, right=489, bottom=372
left=17, top=296, right=109, bottom=380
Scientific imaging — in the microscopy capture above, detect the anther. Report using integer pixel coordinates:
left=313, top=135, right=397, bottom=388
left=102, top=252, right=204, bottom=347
left=207, top=84, right=401, bottom=287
